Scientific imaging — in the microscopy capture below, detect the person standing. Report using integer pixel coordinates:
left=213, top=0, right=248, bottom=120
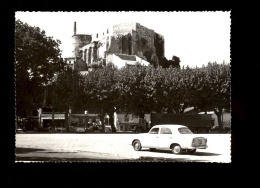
left=97, top=119, right=102, bottom=131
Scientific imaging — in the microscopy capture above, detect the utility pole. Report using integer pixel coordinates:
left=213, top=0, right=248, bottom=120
left=51, top=84, right=55, bottom=132
left=68, top=107, right=72, bottom=132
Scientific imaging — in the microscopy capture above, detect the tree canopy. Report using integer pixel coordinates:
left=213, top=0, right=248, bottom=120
left=15, top=20, right=65, bottom=117
left=80, top=62, right=230, bottom=132
left=54, top=68, right=86, bottom=113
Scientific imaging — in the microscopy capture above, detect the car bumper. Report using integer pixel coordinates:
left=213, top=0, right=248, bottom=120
left=187, top=146, right=208, bottom=149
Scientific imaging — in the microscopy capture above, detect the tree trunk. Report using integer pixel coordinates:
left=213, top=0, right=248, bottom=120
left=68, top=107, right=72, bottom=132
left=100, top=107, right=105, bottom=133
left=51, top=85, right=55, bottom=132
left=214, top=108, right=224, bottom=133
left=51, top=107, right=55, bottom=132
left=65, top=110, right=69, bottom=133
left=109, top=111, right=116, bottom=133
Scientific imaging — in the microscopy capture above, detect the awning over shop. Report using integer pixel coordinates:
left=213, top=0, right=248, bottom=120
left=41, top=117, right=65, bottom=120
left=40, top=114, right=65, bottom=119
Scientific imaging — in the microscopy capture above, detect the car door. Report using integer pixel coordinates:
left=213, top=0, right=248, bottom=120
left=142, top=127, right=160, bottom=148
left=158, top=127, right=172, bottom=149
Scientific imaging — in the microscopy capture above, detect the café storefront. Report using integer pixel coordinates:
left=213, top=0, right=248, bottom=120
left=40, top=113, right=66, bottom=128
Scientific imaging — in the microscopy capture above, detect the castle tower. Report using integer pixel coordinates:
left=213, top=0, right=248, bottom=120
left=74, top=21, right=76, bottom=35
left=72, top=21, right=92, bottom=58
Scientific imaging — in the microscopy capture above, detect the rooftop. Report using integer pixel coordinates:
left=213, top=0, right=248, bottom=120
left=115, top=54, right=136, bottom=61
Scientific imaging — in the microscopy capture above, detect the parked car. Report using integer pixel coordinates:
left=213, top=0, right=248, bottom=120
left=55, top=127, right=65, bottom=132
left=69, top=126, right=76, bottom=132
left=130, top=124, right=208, bottom=154
left=105, top=125, right=112, bottom=132
left=105, top=125, right=117, bottom=133
left=16, top=128, right=23, bottom=133
left=76, top=127, right=86, bottom=133
left=38, top=126, right=51, bottom=132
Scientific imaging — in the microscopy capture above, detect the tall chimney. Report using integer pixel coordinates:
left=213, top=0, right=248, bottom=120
left=74, top=21, right=76, bottom=35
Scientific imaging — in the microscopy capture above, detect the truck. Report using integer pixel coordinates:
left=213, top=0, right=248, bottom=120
left=150, top=113, right=215, bottom=133
left=127, top=118, right=148, bottom=133
left=70, top=113, right=101, bottom=132
left=117, top=113, right=150, bottom=133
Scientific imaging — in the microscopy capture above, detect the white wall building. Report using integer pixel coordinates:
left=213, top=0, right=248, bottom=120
left=106, top=53, right=149, bottom=69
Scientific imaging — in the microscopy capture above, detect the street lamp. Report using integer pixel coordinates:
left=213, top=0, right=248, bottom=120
left=104, top=113, right=110, bottom=132
left=104, top=114, right=110, bottom=125
left=84, top=110, right=88, bottom=130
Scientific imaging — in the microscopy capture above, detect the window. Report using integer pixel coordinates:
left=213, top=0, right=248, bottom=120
left=149, top=128, right=159, bottom=134
left=107, top=29, right=109, bottom=34
left=136, top=34, right=139, bottom=40
left=160, top=128, right=172, bottom=134
left=96, top=33, right=98, bottom=38
left=79, top=50, right=83, bottom=58
left=178, top=128, right=193, bottom=134
left=103, top=32, right=104, bottom=35
left=124, top=114, right=129, bottom=122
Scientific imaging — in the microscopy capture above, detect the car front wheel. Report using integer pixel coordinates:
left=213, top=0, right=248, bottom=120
left=133, top=140, right=142, bottom=151
left=171, top=144, right=182, bottom=154
left=187, top=149, right=196, bottom=154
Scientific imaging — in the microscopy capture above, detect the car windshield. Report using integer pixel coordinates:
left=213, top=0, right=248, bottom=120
left=178, top=127, right=193, bottom=134
left=149, top=128, right=159, bottom=134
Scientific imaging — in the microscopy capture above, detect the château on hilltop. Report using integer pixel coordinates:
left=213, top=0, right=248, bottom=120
left=65, top=22, right=180, bottom=71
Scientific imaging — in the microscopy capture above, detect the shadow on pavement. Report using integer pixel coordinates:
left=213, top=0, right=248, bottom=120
left=137, top=157, right=208, bottom=162
left=15, top=156, right=136, bottom=162
left=16, top=147, right=46, bottom=154
left=190, top=152, right=220, bottom=156
left=15, top=148, right=215, bottom=162
left=15, top=156, right=208, bottom=162
left=143, top=149, right=220, bottom=156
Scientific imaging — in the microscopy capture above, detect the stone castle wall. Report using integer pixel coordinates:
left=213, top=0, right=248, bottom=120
left=113, top=22, right=136, bottom=36
left=72, top=34, right=91, bottom=57
left=71, top=22, right=165, bottom=69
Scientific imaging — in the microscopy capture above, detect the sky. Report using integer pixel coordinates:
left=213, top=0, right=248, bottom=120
left=15, top=11, right=230, bottom=68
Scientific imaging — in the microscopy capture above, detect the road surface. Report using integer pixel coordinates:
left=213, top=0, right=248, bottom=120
left=16, top=133, right=231, bottom=162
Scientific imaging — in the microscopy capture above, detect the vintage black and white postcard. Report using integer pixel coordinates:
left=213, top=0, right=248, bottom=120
left=15, top=11, right=231, bottom=163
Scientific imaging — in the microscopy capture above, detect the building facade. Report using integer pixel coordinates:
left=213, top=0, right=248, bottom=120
left=65, top=22, right=165, bottom=71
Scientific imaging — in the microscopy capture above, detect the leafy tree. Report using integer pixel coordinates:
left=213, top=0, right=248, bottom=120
left=163, top=67, right=186, bottom=113
left=143, top=66, right=167, bottom=112
left=53, top=68, right=86, bottom=131
left=203, top=62, right=230, bottom=132
left=81, top=61, right=230, bottom=133
left=118, top=64, right=150, bottom=118
left=83, top=63, right=121, bottom=132
left=187, top=63, right=231, bottom=132
left=142, top=66, right=185, bottom=113
left=159, top=57, right=169, bottom=68
left=15, top=19, right=65, bottom=118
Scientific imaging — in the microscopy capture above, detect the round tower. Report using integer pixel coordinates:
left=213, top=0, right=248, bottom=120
left=72, top=22, right=92, bottom=58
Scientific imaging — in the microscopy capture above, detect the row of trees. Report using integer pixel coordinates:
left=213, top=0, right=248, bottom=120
left=54, top=62, right=230, bottom=132
left=15, top=20, right=230, bottom=133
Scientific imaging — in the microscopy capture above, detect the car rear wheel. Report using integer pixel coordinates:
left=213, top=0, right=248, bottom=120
left=133, top=140, right=142, bottom=151
left=171, top=144, right=182, bottom=154
left=187, top=149, right=196, bottom=154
